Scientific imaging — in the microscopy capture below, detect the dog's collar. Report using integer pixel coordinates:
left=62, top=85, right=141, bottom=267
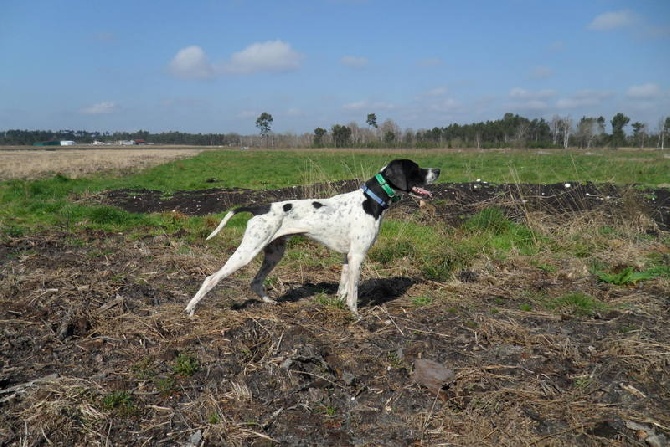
left=361, top=185, right=389, bottom=208
left=361, top=174, right=400, bottom=209
left=375, top=173, right=399, bottom=202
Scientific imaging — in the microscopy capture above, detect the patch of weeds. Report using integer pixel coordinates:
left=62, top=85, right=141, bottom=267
left=465, top=208, right=540, bottom=252
left=173, top=353, right=200, bottom=377
left=596, top=265, right=669, bottom=286
left=131, top=358, right=156, bottom=381
left=519, top=303, right=532, bottom=312
left=618, top=324, right=638, bottom=334
left=263, top=276, right=280, bottom=290
left=420, top=241, right=480, bottom=281
left=88, top=205, right=134, bottom=226
left=411, top=295, right=433, bottom=307
left=532, top=261, right=556, bottom=274
left=370, top=239, right=416, bottom=265
left=376, top=220, right=460, bottom=279
left=464, top=207, right=514, bottom=234
left=598, top=225, right=616, bottom=236
left=209, top=413, right=222, bottom=424
left=102, top=390, right=135, bottom=416
left=573, top=376, right=593, bottom=390
left=2, top=225, right=25, bottom=238
left=155, top=377, right=176, bottom=396
left=386, top=352, right=405, bottom=368
left=547, top=292, right=606, bottom=317
left=314, top=293, right=346, bottom=310
left=317, top=405, right=337, bottom=417
left=493, top=297, right=507, bottom=306
left=464, top=320, right=478, bottom=329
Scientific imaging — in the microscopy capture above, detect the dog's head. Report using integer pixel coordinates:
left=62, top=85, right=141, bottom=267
left=380, top=159, right=440, bottom=198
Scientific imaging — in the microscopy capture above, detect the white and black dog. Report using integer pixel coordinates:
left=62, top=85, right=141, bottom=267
left=185, top=159, right=440, bottom=316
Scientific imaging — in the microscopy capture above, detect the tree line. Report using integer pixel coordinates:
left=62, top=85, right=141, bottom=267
left=0, top=129, right=245, bottom=147
left=2, top=112, right=668, bottom=149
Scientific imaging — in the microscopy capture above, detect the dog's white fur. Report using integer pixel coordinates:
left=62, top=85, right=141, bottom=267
left=185, top=159, right=439, bottom=316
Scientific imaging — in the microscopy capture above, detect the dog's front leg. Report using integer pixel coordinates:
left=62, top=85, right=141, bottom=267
left=337, top=255, right=349, bottom=301
left=344, top=252, right=365, bottom=314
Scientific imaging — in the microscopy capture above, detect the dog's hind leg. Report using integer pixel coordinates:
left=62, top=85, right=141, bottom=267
left=250, top=237, right=287, bottom=303
left=185, top=217, right=281, bottom=316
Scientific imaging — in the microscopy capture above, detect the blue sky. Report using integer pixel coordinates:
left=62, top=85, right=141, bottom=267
left=1, top=0, right=668, bottom=135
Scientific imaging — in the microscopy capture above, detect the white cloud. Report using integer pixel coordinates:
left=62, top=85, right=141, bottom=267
left=80, top=101, right=118, bottom=114
left=340, top=55, right=368, bottom=69
left=222, top=40, right=303, bottom=75
left=626, top=82, right=661, bottom=99
left=169, top=45, right=215, bottom=80
left=587, top=10, right=637, bottom=31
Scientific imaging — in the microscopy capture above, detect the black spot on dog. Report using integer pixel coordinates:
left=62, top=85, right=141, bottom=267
left=362, top=197, right=383, bottom=219
left=237, top=204, right=271, bottom=216
left=283, top=203, right=293, bottom=212
left=312, top=201, right=324, bottom=209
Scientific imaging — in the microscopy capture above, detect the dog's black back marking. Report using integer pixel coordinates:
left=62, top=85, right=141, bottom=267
left=312, top=201, right=324, bottom=209
left=283, top=203, right=293, bottom=212
left=236, top=204, right=271, bottom=216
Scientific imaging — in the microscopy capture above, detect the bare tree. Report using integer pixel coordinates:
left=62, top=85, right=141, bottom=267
left=348, top=122, right=362, bottom=146
left=576, top=117, right=600, bottom=149
left=551, top=115, right=572, bottom=149
left=550, top=115, right=562, bottom=146
left=631, top=122, right=647, bottom=148
left=379, top=119, right=400, bottom=147
left=561, top=116, right=572, bottom=149
left=658, top=117, right=669, bottom=150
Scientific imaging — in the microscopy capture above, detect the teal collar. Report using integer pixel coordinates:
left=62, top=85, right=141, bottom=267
left=375, top=173, right=400, bottom=203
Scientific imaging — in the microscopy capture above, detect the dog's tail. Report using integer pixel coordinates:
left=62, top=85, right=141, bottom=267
left=205, top=210, right=239, bottom=240
left=205, top=206, right=263, bottom=240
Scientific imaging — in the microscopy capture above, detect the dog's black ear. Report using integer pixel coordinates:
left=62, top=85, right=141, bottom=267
left=382, top=159, right=420, bottom=192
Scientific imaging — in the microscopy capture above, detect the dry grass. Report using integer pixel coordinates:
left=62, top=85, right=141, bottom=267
left=0, top=147, right=210, bottom=180
left=1, top=201, right=668, bottom=445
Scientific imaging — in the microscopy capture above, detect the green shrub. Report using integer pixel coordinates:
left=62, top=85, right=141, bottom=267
left=102, top=390, right=135, bottom=416
left=173, top=353, right=200, bottom=376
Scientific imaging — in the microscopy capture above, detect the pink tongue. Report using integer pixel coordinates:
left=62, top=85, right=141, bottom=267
left=412, top=186, right=432, bottom=197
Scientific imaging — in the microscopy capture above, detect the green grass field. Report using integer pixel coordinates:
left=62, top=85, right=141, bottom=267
left=1, top=148, right=668, bottom=237
left=101, top=148, right=670, bottom=191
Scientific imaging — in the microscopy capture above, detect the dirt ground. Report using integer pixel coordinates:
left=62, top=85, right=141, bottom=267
left=1, top=182, right=669, bottom=446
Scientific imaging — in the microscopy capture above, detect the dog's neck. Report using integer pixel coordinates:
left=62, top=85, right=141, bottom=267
left=361, top=173, right=400, bottom=210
